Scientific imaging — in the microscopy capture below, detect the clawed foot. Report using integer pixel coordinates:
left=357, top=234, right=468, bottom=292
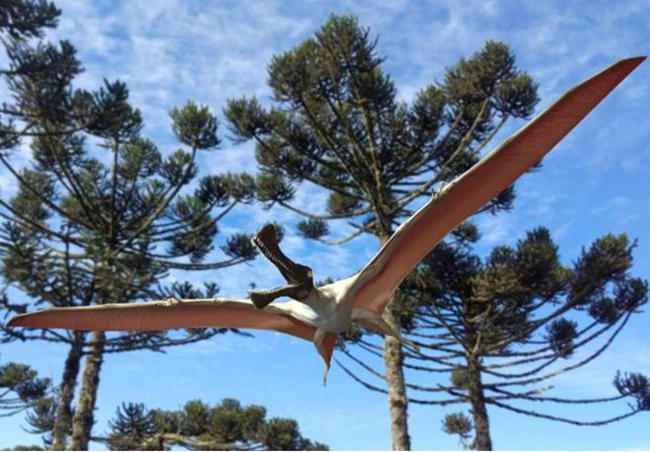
left=402, top=338, right=420, bottom=353
left=351, top=308, right=420, bottom=353
left=322, top=365, right=330, bottom=387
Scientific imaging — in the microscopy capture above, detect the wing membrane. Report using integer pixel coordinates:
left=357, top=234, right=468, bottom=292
left=350, top=57, right=645, bottom=313
left=8, top=299, right=316, bottom=342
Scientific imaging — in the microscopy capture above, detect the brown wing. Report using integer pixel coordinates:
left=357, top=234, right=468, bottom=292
left=349, top=56, right=645, bottom=313
left=8, top=299, right=317, bottom=342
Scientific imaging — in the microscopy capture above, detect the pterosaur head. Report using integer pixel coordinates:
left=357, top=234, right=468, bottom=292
left=249, top=224, right=315, bottom=309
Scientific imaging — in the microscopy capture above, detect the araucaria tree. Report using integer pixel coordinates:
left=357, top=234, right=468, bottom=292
left=225, top=14, right=538, bottom=449
left=100, top=398, right=328, bottom=451
left=0, top=1, right=259, bottom=449
left=0, top=359, right=51, bottom=417
left=340, top=227, right=648, bottom=450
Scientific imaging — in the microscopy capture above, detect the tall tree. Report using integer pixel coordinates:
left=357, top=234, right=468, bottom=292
left=1, top=2, right=85, bottom=448
left=0, top=2, right=260, bottom=449
left=339, top=227, right=649, bottom=450
left=225, top=14, right=538, bottom=449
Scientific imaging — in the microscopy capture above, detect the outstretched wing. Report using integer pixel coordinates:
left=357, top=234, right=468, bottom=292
left=8, top=298, right=317, bottom=342
left=349, top=56, right=645, bottom=313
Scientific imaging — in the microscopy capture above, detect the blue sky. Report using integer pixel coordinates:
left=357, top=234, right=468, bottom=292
left=1, top=0, right=649, bottom=449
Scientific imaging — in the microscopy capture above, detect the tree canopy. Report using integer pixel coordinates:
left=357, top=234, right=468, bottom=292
left=101, top=398, right=328, bottom=451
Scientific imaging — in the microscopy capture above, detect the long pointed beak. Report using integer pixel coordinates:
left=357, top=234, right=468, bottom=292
left=252, top=224, right=312, bottom=285
left=250, top=224, right=314, bottom=308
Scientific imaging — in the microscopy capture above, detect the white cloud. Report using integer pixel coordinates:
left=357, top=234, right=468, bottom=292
left=552, top=219, right=575, bottom=240
left=181, top=332, right=275, bottom=356
left=476, top=211, right=516, bottom=246
left=591, top=196, right=630, bottom=215
left=590, top=196, right=640, bottom=227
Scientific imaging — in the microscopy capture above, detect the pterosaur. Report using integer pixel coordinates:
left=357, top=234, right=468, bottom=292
left=8, top=57, right=645, bottom=384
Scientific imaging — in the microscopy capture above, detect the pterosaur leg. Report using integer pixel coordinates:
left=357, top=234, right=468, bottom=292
left=352, top=309, right=420, bottom=352
left=313, top=328, right=332, bottom=386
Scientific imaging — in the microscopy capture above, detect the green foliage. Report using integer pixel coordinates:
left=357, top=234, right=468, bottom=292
left=118, top=138, right=162, bottom=180
left=256, top=172, right=295, bottom=205
left=195, top=175, right=229, bottom=206
left=101, top=398, right=328, bottom=451
left=221, top=172, right=256, bottom=202
left=0, top=361, right=51, bottom=416
left=4, top=445, right=45, bottom=451
left=161, top=148, right=197, bottom=185
left=169, top=102, right=220, bottom=150
left=223, top=97, right=269, bottom=141
left=297, top=218, right=329, bottom=240
left=442, top=412, right=473, bottom=446
left=544, top=318, right=578, bottom=358
left=444, top=41, right=538, bottom=119
left=3, top=39, right=87, bottom=134
left=220, top=233, right=257, bottom=260
left=106, top=403, right=159, bottom=451
left=327, top=191, right=361, bottom=216
left=0, top=0, right=60, bottom=40
left=419, top=228, right=646, bottom=352
left=87, top=80, right=143, bottom=140
left=569, top=234, right=636, bottom=306
left=168, top=194, right=217, bottom=262
left=450, top=368, right=470, bottom=390
left=24, top=396, right=57, bottom=443
left=613, top=371, right=650, bottom=411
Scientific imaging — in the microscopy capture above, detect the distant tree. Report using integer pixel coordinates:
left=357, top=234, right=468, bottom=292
left=0, top=359, right=51, bottom=417
left=3, top=445, right=45, bottom=451
left=225, top=14, right=538, bottom=449
left=0, top=1, right=261, bottom=449
left=339, top=227, right=649, bottom=450
left=95, top=398, right=328, bottom=451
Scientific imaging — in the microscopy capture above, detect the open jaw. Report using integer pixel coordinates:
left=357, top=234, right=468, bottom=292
left=249, top=224, right=315, bottom=309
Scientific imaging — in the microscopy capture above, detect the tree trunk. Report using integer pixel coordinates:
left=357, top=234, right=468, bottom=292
left=51, top=331, right=86, bottom=450
left=68, top=331, right=105, bottom=451
left=466, top=355, right=492, bottom=451
left=383, top=305, right=411, bottom=451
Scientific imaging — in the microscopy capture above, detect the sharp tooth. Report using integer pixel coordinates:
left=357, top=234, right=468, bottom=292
left=253, top=233, right=294, bottom=276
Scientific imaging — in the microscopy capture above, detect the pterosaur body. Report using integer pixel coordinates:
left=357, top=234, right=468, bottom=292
left=9, top=57, right=645, bottom=383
